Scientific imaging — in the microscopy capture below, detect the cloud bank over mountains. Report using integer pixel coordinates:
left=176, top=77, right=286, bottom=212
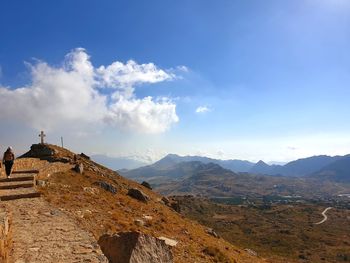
left=0, top=48, right=179, bottom=133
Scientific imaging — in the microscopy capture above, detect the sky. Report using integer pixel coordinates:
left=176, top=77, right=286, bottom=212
left=0, top=0, right=350, bottom=163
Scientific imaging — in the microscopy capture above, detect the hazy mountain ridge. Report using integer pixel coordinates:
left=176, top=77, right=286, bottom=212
left=121, top=153, right=350, bottom=197
left=153, top=161, right=349, bottom=198
left=123, top=153, right=350, bottom=178
left=249, top=160, right=278, bottom=175
left=151, top=154, right=255, bottom=172
left=120, top=160, right=231, bottom=185
left=310, top=155, right=350, bottom=183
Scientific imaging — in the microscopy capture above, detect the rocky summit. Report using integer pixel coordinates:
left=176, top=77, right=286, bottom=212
left=0, top=144, right=263, bottom=263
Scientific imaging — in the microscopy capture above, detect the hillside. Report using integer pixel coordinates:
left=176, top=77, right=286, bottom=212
left=0, top=144, right=264, bottom=263
left=311, top=155, right=350, bottom=183
left=173, top=196, right=350, bottom=263
left=248, top=155, right=347, bottom=177
left=272, top=155, right=345, bottom=177
left=146, top=154, right=255, bottom=173
left=120, top=160, right=229, bottom=185
left=157, top=170, right=346, bottom=199
left=249, top=160, right=276, bottom=175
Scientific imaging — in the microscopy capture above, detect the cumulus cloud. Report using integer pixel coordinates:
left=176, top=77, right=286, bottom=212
left=96, top=60, right=173, bottom=90
left=195, top=106, right=211, bottom=113
left=0, top=48, right=179, bottom=133
left=105, top=96, right=178, bottom=133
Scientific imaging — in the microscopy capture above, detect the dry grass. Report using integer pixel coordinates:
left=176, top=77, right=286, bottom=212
left=203, top=246, right=232, bottom=263
left=176, top=196, right=350, bottom=263
left=15, top=144, right=264, bottom=263
left=40, top=170, right=258, bottom=263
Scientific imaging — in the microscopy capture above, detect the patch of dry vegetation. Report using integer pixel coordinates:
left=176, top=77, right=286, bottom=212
left=176, top=196, right=350, bottom=263
left=203, top=246, right=233, bottom=263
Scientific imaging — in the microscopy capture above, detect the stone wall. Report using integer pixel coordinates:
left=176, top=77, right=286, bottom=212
left=0, top=208, right=11, bottom=262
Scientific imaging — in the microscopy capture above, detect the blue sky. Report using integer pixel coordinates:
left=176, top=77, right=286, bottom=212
left=1, top=0, right=350, bottom=162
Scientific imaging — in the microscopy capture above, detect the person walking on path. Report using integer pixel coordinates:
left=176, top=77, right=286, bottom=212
left=3, top=147, right=15, bottom=178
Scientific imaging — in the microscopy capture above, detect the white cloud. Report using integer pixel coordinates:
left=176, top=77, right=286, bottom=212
left=105, top=96, right=178, bottom=133
left=176, top=65, right=189, bottom=72
left=195, top=106, right=211, bottom=113
left=96, top=60, right=174, bottom=91
left=0, top=48, right=180, bottom=133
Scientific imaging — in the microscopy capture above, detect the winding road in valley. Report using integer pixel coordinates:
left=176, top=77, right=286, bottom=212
left=315, top=207, right=332, bottom=225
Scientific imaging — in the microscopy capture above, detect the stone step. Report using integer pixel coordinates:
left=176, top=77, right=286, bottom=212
left=0, top=192, right=41, bottom=201
left=0, top=176, right=35, bottom=183
left=12, top=170, right=39, bottom=174
left=0, top=183, right=34, bottom=190
left=0, top=187, right=40, bottom=201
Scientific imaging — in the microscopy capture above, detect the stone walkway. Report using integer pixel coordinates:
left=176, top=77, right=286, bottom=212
left=1, top=172, right=108, bottom=263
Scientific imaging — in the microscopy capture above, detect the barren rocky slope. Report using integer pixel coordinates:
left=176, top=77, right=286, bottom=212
left=1, top=144, right=265, bottom=263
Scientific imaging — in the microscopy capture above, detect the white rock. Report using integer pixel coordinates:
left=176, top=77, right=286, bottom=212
left=134, top=219, right=145, bottom=227
left=143, top=215, right=153, bottom=220
left=158, top=236, right=178, bottom=247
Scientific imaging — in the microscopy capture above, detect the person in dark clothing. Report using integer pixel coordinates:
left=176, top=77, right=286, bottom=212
left=3, top=147, right=15, bottom=178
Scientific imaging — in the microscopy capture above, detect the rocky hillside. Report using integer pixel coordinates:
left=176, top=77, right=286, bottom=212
left=310, top=155, right=350, bottom=183
left=122, top=159, right=350, bottom=199
left=131, top=154, right=255, bottom=173
left=1, top=143, right=265, bottom=263
left=120, top=161, right=230, bottom=185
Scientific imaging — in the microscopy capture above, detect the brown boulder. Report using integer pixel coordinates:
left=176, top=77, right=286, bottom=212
left=141, top=181, right=152, bottom=190
left=170, top=201, right=181, bottom=213
left=98, top=232, right=173, bottom=263
left=127, top=188, right=150, bottom=202
left=161, top=196, right=170, bottom=205
left=74, top=163, right=84, bottom=174
left=80, top=153, right=90, bottom=160
left=93, top=181, right=117, bottom=194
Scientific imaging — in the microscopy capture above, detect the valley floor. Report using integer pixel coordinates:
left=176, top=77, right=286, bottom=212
left=174, top=196, right=350, bottom=263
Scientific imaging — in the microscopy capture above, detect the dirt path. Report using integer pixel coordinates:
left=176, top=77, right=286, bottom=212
left=315, top=207, right=332, bottom=225
left=1, top=171, right=108, bottom=263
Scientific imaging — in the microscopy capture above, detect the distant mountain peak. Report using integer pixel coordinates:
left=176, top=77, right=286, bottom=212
left=164, top=153, right=180, bottom=158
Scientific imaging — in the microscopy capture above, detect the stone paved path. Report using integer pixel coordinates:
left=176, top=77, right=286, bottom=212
left=1, top=172, right=108, bottom=263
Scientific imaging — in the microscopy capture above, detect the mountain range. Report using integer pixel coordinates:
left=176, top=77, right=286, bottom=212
left=310, top=155, right=350, bottom=182
left=119, top=153, right=350, bottom=197
left=148, top=153, right=255, bottom=172
left=249, top=155, right=347, bottom=177
left=121, top=153, right=350, bottom=178
left=120, top=159, right=350, bottom=198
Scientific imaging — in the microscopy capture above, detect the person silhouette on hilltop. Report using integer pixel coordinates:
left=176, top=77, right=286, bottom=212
left=3, top=147, right=15, bottom=178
